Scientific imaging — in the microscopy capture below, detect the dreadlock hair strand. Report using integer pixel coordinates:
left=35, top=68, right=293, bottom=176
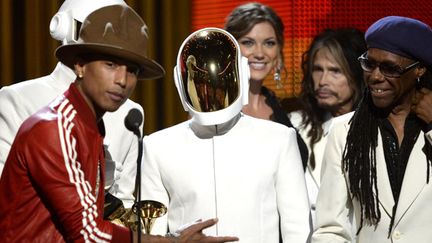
left=343, top=90, right=381, bottom=233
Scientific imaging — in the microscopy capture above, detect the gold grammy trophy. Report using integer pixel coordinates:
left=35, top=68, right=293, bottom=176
left=139, top=200, right=167, bottom=234
left=112, top=200, right=167, bottom=234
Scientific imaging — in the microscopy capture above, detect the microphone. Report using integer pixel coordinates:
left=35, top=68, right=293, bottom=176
left=124, top=108, right=144, bottom=240
left=124, top=108, right=143, bottom=138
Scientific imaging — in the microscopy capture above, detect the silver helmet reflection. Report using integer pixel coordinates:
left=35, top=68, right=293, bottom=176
left=174, top=28, right=249, bottom=126
left=50, top=0, right=127, bottom=44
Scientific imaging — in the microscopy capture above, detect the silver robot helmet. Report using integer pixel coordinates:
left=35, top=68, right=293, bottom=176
left=174, top=27, right=250, bottom=126
left=49, top=0, right=127, bottom=44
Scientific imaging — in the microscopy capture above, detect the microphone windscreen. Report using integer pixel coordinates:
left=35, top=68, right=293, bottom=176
left=124, top=108, right=143, bottom=133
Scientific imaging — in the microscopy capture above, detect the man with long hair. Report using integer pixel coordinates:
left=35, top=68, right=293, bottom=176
left=289, top=28, right=366, bottom=228
left=313, top=16, right=432, bottom=242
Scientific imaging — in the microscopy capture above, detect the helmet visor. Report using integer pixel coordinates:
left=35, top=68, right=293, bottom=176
left=179, top=29, right=240, bottom=112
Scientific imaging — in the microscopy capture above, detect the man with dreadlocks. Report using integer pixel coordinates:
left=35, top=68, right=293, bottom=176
left=312, top=16, right=432, bottom=243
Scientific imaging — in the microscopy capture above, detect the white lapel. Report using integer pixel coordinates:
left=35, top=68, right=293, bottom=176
left=375, top=129, right=395, bottom=218
left=394, top=133, right=429, bottom=224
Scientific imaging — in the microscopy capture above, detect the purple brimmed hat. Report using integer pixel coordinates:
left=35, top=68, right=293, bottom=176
left=365, top=16, right=432, bottom=67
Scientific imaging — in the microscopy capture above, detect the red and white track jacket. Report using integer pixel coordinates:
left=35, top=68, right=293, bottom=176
left=0, top=84, right=130, bottom=242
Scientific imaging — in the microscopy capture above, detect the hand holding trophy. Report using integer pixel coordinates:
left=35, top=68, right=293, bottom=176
left=112, top=199, right=167, bottom=234
left=108, top=201, right=239, bottom=242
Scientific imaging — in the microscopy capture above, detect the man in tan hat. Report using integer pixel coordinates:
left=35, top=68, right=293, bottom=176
left=0, top=5, right=238, bottom=243
left=0, top=0, right=142, bottom=211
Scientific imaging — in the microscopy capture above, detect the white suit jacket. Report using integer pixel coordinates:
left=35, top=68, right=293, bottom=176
left=140, top=114, right=311, bottom=243
left=289, top=111, right=333, bottom=227
left=0, top=63, right=142, bottom=207
left=312, top=112, right=432, bottom=243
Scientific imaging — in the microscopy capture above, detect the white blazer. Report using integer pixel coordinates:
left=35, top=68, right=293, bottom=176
left=313, top=112, right=432, bottom=243
left=289, top=111, right=333, bottom=227
left=140, top=114, right=311, bottom=243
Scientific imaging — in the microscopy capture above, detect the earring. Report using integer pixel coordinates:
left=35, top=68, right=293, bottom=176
left=77, top=72, right=83, bottom=79
left=417, top=77, right=421, bottom=84
left=274, top=66, right=282, bottom=89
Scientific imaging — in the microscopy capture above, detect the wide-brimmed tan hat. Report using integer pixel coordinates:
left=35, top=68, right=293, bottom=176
left=55, top=5, right=165, bottom=80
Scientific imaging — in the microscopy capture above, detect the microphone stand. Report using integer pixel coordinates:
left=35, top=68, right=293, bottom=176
left=125, top=108, right=144, bottom=243
left=135, top=134, right=143, bottom=243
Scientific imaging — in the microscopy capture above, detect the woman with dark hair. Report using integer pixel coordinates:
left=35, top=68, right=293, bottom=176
left=224, top=2, right=309, bottom=169
left=289, top=28, right=366, bottom=228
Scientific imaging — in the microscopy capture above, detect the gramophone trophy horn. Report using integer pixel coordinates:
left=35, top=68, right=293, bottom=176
left=139, top=200, right=167, bottom=234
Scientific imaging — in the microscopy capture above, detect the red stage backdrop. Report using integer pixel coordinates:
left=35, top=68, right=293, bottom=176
left=191, top=0, right=432, bottom=97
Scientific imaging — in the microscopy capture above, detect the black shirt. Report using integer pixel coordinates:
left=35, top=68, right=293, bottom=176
left=378, top=115, right=422, bottom=203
